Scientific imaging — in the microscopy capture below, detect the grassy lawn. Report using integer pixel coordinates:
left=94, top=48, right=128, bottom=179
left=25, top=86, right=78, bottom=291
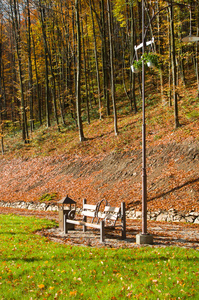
left=0, top=215, right=198, bottom=299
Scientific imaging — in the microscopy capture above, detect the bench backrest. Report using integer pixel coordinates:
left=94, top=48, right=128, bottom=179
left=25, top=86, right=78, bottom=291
left=104, top=206, right=120, bottom=213
left=82, top=204, right=97, bottom=221
left=81, top=200, right=125, bottom=227
left=99, top=206, right=121, bottom=225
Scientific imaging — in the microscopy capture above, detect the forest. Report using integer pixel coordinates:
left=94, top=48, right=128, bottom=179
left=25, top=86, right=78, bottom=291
left=0, top=0, right=199, bottom=149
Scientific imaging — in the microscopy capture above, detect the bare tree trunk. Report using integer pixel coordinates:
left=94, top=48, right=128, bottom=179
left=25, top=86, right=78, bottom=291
left=26, top=0, right=34, bottom=131
left=39, top=1, right=50, bottom=128
left=130, top=2, right=137, bottom=113
left=100, top=0, right=110, bottom=116
left=49, top=14, right=60, bottom=132
left=0, top=117, right=4, bottom=155
left=107, top=0, right=118, bottom=136
left=75, top=0, right=85, bottom=141
left=90, top=0, right=102, bottom=120
left=195, top=3, right=199, bottom=98
left=0, top=22, right=4, bottom=153
left=32, top=30, right=42, bottom=125
left=81, top=14, right=90, bottom=124
left=156, top=1, right=165, bottom=103
left=40, top=5, right=60, bottom=131
left=0, top=19, right=7, bottom=121
left=169, top=1, right=180, bottom=128
left=11, top=0, right=29, bottom=142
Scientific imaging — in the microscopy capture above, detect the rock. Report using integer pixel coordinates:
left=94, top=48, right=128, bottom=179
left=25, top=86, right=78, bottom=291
left=167, top=215, right=174, bottom=222
left=39, top=203, right=48, bottom=211
left=156, top=213, right=168, bottom=222
left=27, top=203, right=37, bottom=210
left=135, top=211, right=142, bottom=219
left=189, top=212, right=199, bottom=217
left=194, top=217, right=199, bottom=224
left=185, top=216, right=196, bottom=223
left=173, top=215, right=183, bottom=222
left=20, top=202, right=28, bottom=209
left=151, top=212, right=158, bottom=218
left=180, top=218, right=187, bottom=223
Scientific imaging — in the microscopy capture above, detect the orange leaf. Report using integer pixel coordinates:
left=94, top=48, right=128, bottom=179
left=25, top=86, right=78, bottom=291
left=69, top=290, right=77, bottom=296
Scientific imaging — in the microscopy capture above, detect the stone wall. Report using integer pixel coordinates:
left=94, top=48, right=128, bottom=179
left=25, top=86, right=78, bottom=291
left=0, top=201, right=59, bottom=212
left=126, top=208, right=199, bottom=224
left=0, top=201, right=199, bottom=224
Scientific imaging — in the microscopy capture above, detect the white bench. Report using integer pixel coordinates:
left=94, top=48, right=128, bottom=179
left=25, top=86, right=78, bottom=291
left=64, top=199, right=126, bottom=243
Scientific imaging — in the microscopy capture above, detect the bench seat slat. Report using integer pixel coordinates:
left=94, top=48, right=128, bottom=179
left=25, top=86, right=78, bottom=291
left=66, top=219, right=101, bottom=229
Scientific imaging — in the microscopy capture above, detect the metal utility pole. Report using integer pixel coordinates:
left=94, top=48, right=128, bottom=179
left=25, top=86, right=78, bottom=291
left=136, top=0, right=153, bottom=245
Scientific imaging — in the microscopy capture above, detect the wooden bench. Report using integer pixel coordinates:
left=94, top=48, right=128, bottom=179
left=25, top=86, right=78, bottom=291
left=64, top=199, right=126, bottom=243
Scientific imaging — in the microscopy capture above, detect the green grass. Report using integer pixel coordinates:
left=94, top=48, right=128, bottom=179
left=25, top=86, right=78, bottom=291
left=38, top=193, right=58, bottom=202
left=0, top=215, right=198, bottom=299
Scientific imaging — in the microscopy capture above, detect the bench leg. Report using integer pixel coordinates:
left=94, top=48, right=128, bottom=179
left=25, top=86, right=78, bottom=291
left=83, top=199, right=87, bottom=232
left=83, top=216, right=87, bottom=232
left=100, top=220, right=105, bottom=243
left=64, top=215, right=68, bottom=234
left=121, top=202, right=126, bottom=239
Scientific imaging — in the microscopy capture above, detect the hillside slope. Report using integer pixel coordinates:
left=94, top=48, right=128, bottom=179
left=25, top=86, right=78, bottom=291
left=0, top=90, right=199, bottom=214
left=0, top=134, right=198, bottom=213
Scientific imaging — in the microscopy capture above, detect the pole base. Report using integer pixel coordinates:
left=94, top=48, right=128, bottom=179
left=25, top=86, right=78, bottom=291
left=136, top=233, right=153, bottom=245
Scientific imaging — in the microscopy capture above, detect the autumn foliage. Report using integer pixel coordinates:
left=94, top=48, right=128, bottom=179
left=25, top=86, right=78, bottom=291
left=0, top=1, right=198, bottom=214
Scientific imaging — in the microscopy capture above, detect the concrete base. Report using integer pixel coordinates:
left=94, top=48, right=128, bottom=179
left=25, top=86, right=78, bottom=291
left=136, top=233, right=153, bottom=245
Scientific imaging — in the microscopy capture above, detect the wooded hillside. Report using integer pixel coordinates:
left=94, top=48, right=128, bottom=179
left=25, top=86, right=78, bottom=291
left=0, top=1, right=198, bottom=213
left=0, top=0, right=199, bottom=143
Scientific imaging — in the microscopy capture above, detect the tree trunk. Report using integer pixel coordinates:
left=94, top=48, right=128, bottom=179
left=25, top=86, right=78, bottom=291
left=169, top=1, right=180, bottom=128
left=26, top=0, right=34, bottom=131
left=40, top=5, right=59, bottom=131
left=156, top=1, right=165, bottom=103
left=101, top=0, right=110, bottom=116
left=75, top=0, right=85, bottom=141
left=81, top=14, right=90, bottom=124
left=107, top=0, right=118, bottom=136
left=32, top=29, right=42, bottom=125
left=195, top=3, right=199, bottom=98
left=130, top=2, right=137, bottom=113
left=90, top=0, right=102, bottom=120
left=39, top=2, right=51, bottom=128
left=11, top=0, right=29, bottom=142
